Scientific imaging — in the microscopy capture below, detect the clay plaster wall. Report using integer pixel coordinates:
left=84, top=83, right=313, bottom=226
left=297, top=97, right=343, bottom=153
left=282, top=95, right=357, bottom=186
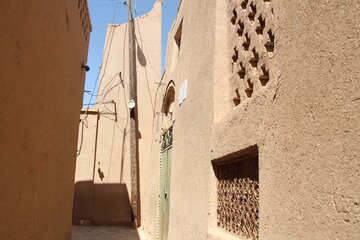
left=161, top=0, right=360, bottom=239
left=0, top=0, right=91, bottom=239
left=74, top=0, right=161, bottom=237
left=161, top=0, right=216, bottom=239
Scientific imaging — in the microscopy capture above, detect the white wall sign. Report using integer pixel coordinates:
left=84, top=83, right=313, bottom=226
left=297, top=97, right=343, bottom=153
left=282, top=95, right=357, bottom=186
left=178, top=78, right=188, bottom=106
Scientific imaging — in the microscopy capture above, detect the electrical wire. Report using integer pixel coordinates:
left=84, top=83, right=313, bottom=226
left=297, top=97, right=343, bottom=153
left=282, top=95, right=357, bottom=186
left=135, top=18, right=162, bottom=80
left=83, top=0, right=122, bottom=109
left=79, top=0, right=162, bottom=184
left=77, top=0, right=123, bottom=157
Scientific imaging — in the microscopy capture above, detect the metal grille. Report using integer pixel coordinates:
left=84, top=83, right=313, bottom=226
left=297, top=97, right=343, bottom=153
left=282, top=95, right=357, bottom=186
left=216, top=156, right=259, bottom=240
left=161, top=126, right=173, bottom=151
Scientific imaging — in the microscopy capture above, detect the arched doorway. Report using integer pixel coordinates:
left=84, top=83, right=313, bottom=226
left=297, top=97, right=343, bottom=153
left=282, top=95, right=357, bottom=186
left=159, top=83, right=175, bottom=240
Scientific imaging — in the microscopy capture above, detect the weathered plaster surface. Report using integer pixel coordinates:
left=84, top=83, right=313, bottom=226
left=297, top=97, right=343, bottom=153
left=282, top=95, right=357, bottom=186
left=210, top=0, right=360, bottom=239
left=162, top=0, right=360, bottom=239
left=161, top=1, right=216, bottom=239
left=0, top=0, right=90, bottom=239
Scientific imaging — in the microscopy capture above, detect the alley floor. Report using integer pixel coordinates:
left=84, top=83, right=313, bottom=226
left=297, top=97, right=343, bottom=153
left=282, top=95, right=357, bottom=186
left=72, top=226, right=152, bottom=240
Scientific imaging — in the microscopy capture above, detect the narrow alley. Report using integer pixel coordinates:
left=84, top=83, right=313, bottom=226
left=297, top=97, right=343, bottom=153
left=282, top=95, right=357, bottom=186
left=1, top=0, right=359, bottom=240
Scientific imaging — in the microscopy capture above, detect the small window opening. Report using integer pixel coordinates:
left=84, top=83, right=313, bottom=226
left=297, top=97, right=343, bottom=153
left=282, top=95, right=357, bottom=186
left=174, top=20, right=183, bottom=54
left=214, top=147, right=259, bottom=240
left=231, top=8, right=237, bottom=25
left=242, top=33, right=251, bottom=51
left=265, top=29, right=274, bottom=53
left=232, top=47, right=239, bottom=63
left=245, top=79, right=254, bottom=98
left=237, top=20, right=245, bottom=36
left=238, top=62, right=246, bottom=79
left=259, top=65, right=270, bottom=86
left=248, top=2, right=257, bottom=21
left=241, top=0, right=248, bottom=9
left=233, top=88, right=241, bottom=106
left=249, top=48, right=259, bottom=68
left=256, top=15, right=265, bottom=35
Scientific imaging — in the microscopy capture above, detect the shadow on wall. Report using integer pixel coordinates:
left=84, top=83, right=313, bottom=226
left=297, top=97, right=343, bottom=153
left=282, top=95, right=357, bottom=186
left=137, top=44, right=147, bottom=67
left=72, top=181, right=133, bottom=226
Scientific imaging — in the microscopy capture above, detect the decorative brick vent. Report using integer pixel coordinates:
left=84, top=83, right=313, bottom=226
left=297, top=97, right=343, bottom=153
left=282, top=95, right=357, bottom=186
left=216, top=155, right=259, bottom=240
left=229, top=0, right=275, bottom=106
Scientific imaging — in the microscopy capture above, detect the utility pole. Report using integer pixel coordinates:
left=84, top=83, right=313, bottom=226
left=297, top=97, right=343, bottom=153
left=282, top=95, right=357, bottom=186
left=127, top=0, right=139, bottom=228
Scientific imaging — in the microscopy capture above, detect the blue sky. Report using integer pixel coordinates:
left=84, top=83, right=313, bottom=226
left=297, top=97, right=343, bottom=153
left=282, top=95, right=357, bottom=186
left=83, top=0, right=179, bottom=105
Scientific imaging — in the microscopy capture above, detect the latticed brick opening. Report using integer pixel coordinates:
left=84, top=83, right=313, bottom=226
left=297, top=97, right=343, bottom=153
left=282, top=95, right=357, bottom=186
left=216, top=155, right=259, bottom=240
left=229, top=0, right=275, bottom=106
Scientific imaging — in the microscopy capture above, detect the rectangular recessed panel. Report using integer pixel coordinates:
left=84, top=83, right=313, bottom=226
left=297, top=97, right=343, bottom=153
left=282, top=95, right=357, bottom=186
left=216, top=156, right=259, bottom=240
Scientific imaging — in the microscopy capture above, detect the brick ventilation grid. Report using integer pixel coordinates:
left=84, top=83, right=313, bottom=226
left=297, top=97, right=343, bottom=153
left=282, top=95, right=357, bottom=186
left=230, top=0, right=275, bottom=106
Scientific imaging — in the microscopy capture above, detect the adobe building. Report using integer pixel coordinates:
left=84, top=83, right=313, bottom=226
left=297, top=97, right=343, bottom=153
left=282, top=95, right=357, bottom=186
left=73, top=0, right=161, bottom=237
left=0, top=0, right=91, bottom=239
left=158, top=0, right=360, bottom=240
left=73, top=0, right=359, bottom=239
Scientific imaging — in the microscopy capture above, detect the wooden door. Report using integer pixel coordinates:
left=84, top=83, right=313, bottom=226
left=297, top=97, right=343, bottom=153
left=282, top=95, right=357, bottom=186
left=160, top=128, right=173, bottom=240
